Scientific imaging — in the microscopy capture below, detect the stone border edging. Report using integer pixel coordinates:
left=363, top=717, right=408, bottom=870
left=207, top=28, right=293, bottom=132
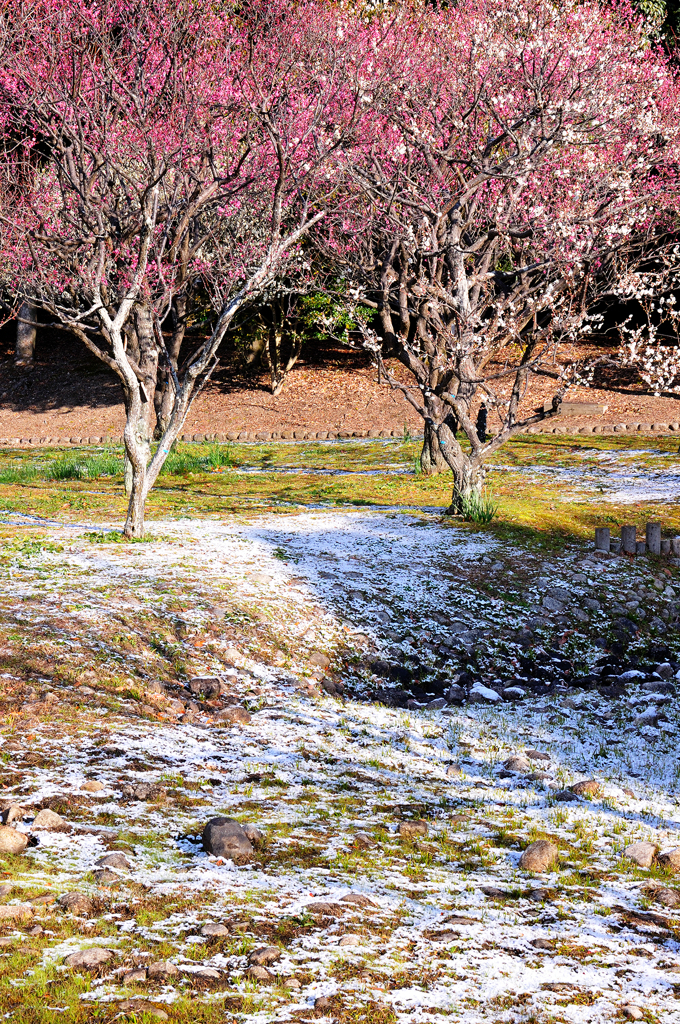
left=0, top=420, right=678, bottom=447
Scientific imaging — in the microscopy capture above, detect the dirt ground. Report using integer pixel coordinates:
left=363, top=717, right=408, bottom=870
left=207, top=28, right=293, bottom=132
left=1, top=328, right=680, bottom=441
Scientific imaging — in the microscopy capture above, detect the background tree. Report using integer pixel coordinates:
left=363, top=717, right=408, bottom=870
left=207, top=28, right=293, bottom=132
left=318, top=0, right=680, bottom=509
left=0, top=0, right=370, bottom=535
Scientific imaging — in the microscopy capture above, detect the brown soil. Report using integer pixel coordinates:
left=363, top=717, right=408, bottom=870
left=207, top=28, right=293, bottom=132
left=1, top=329, right=679, bottom=442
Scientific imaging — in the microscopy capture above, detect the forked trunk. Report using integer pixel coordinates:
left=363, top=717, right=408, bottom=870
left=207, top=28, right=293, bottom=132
left=154, top=293, right=186, bottom=439
left=420, top=421, right=449, bottom=474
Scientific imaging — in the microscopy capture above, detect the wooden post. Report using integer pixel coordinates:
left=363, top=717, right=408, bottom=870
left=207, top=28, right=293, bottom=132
left=621, top=525, right=637, bottom=555
left=646, top=523, right=661, bottom=556
left=595, top=527, right=610, bottom=552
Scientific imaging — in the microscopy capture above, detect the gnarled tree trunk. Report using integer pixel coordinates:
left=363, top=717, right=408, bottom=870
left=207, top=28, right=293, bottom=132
left=122, top=304, right=159, bottom=536
left=154, top=292, right=187, bottom=439
left=16, top=301, right=36, bottom=365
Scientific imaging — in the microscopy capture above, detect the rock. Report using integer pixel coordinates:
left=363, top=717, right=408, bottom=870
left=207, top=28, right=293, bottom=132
left=353, top=831, right=377, bottom=849
left=446, top=764, right=461, bottom=778
left=97, top=853, right=131, bottom=871
left=58, top=892, right=94, bottom=916
left=249, top=946, right=281, bottom=966
left=0, top=825, right=28, bottom=854
left=502, top=687, right=526, bottom=700
left=307, top=901, right=345, bottom=916
left=123, top=968, right=148, bottom=985
left=192, top=966, right=221, bottom=981
left=646, top=885, right=680, bottom=908
left=656, top=662, right=674, bottom=679
left=634, top=708, right=659, bottom=727
left=32, top=808, right=67, bottom=830
left=242, top=823, right=264, bottom=846
left=531, top=938, right=554, bottom=950
left=542, top=596, right=565, bottom=613
left=117, top=999, right=168, bottom=1020
left=202, top=817, right=253, bottom=863
left=526, top=750, right=550, bottom=761
left=147, top=960, right=179, bottom=981
left=398, top=820, right=428, bottom=839
left=569, top=780, right=602, bottom=797
left=338, top=934, right=360, bottom=946
left=65, top=947, right=115, bottom=969
left=93, top=868, right=119, bottom=884
left=624, top=841, right=658, bottom=868
left=1, top=805, right=24, bottom=825
left=657, top=848, right=680, bottom=873
left=201, top=923, right=229, bottom=938
left=341, top=893, right=377, bottom=908
left=81, top=781, right=104, bottom=793
left=642, top=680, right=674, bottom=693
left=284, top=977, right=301, bottom=989
left=215, top=706, right=251, bottom=725
left=650, top=616, right=665, bottom=632
left=553, top=790, right=579, bottom=803
left=446, top=684, right=465, bottom=702
left=247, top=965, right=274, bottom=982
left=468, top=682, right=501, bottom=704
left=584, top=598, right=601, bottom=611
left=310, top=651, right=331, bottom=668
left=527, top=771, right=552, bottom=782
left=188, top=676, right=221, bottom=698
left=425, top=697, right=447, bottom=709
left=621, top=1005, right=644, bottom=1021
left=518, top=840, right=559, bottom=873
left=120, top=782, right=157, bottom=801
left=166, top=699, right=185, bottom=715
left=314, top=996, right=333, bottom=1011
left=0, top=904, right=33, bottom=922
left=28, top=924, right=43, bottom=936
left=503, top=756, right=531, bottom=773
left=480, top=886, right=506, bottom=898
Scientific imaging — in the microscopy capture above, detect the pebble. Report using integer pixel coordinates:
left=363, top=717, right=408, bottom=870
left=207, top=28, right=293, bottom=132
left=553, top=790, right=579, bottom=802
left=117, top=999, right=168, bottom=1020
left=526, top=750, right=551, bottom=762
left=123, top=968, right=148, bottom=985
left=518, top=840, right=558, bottom=873
left=0, top=825, right=28, bottom=854
left=503, top=756, right=531, bottom=773
left=81, top=781, right=105, bottom=793
left=624, top=841, right=658, bottom=868
left=353, top=831, right=377, bottom=848
left=338, top=934, right=360, bottom=946
left=215, top=706, right=252, bottom=725
left=65, top=947, right=115, bottom=968
left=58, top=892, right=93, bottom=916
left=341, top=893, right=377, bottom=908
left=621, top=1005, right=644, bottom=1021
left=247, top=965, right=274, bottom=982
left=202, top=817, right=254, bottom=863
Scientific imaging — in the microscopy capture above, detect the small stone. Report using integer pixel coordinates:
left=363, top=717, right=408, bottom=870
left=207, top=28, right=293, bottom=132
left=446, top=684, right=465, bottom=702
left=425, top=697, right=447, bottom=709
left=249, top=946, right=281, bottom=966
left=32, top=808, right=67, bottom=830
left=97, top=853, right=131, bottom=871
left=306, top=901, right=345, bottom=916
left=657, top=847, right=680, bottom=873
left=284, top=977, right=301, bottom=989
left=123, top=968, right=148, bottom=985
left=310, top=651, right=331, bottom=668
left=553, top=790, right=579, bottom=802
left=502, top=686, right=526, bottom=700
left=398, top=820, right=428, bottom=839
left=646, top=885, right=680, bottom=908
left=314, top=996, right=333, bottom=1011
left=81, top=781, right=104, bottom=793
left=353, top=831, right=377, bottom=849
left=0, top=825, right=28, bottom=854
left=28, top=924, right=43, bottom=936
left=193, top=966, right=221, bottom=981
left=201, top=923, right=229, bottom=938
left=242, top=823, right=264, bottom=846
left=65, top=947, right=115, bottom=969
left=621, top=1005, right=644, bottom=1021
left=116, top=999, right=168, bottom=1020
left=531, top=938, right=554, bottom=950
left=147, top=960, right=180, bottom=980
left=569, top=780, right=602, bottom=797
left=215, top=707, right=251, bottom=726
left=188, top=676, right=221, bottom=698
left=446, top=764, right=461, bottom=778
left=247, top=965, right=274, bottom=982
left=624, top=841, right=658, bottom=868
left=0, top=904, right=33, bottom=922
left=526, top=750, right=550, bottom=761
left=202, top=817, right=254, bottom=863
left=93, top=868, right=119, bottom=884
left=656, top=662, right=674, bottom=679
left=58, top=892, right=94, bottom=916
left=340, top=893, right=377, bottom=908
left=338, top=934, right=360, bottom=946
left=503, top=755, right=532, bottom=773
left=518, top=840, right=559, bottom=873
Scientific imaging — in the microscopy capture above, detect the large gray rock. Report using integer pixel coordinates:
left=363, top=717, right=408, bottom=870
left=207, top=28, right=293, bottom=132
left=518, top=840, right=558, bottom=873
left=624, top=841, right=657, bottom=868
left=96, top=853, right=131, bottom=871
left=0, top=826, right=28, bottom=855
left=32, top=808, right=67, bottom=830
left=202, top=817, right=254, bottom=863
left=58, top=892, right=94, bottom=916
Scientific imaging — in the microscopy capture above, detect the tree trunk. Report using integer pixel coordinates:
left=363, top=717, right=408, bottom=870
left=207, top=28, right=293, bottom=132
left=16, top=301, right=36, bottom=365
left=122, top=305, right=158, bottom=537
left=154, top=293, right=186, bottom=439
left=420, top=414, right=457, bottom=474
left=447, top=460, right=486, bottom=514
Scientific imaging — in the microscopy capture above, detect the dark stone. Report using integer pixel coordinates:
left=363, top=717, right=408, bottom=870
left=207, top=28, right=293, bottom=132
left=389, top=664, right=414, bottom=686
left=202, top=818, right=254, bottom=863
left=188, top=677, right=221, bottom=698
